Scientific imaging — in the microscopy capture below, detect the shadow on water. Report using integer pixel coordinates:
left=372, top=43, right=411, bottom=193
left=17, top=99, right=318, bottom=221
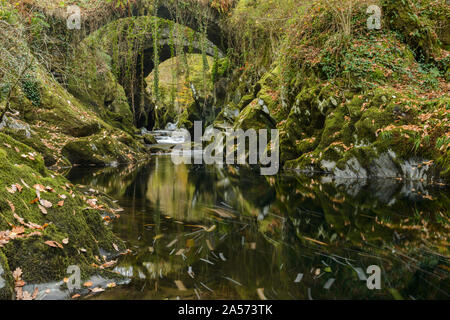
left=66, top=156, right=450, bottom=300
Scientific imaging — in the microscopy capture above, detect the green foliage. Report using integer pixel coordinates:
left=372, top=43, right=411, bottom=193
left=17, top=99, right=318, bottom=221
left=20, top=74, right=41, bottom=106
left=30, top=12, right=50, bottom=39
left=417, top=63, right=442, bottom=90
left=380, top=130, right=393, bottom=141
left=381, top=0, right=441, bottom=61
left=0, top=83, right=10, bottom=103
left=436, top=136, right=450, bottom=151
left=212, top=56, right=230, bottom=83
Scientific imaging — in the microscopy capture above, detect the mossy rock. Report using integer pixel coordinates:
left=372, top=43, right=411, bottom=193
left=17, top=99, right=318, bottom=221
left=62, top=130, right=145, bottom=166
left=67, top=36, right=134, bottom=131
left=213, top=102, right=240, bottom=125
left=0, top=251, right=14, bottom=300
left=1, top=127, right=61, bottom=167
left=255, top=67, right=286, bottom=122
left=142, top=133, right=157, bottom=145
left=176, top=99, right=207, bottom=134
left=234, top=99, right=276, bottom=131
left=0, top=28, right=145, bottom=167
left=237, top=94, right=256, bottom=110
left=0, top=133, right=125, bottom=287
left=382, top=0, right=440, bottom=60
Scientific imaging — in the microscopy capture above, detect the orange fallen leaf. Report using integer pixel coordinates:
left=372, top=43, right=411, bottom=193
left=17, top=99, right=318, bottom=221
left=6, top=200, right=15, bottom=213
left=44, top=240, right=63, bottom=249
left=11, top=226, right=25, bottom=235
left=33, top=184, right=45, bottom=192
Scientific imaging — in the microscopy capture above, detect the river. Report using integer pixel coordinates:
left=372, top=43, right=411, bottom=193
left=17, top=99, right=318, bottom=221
left=65, top=131, right=449, bottom=300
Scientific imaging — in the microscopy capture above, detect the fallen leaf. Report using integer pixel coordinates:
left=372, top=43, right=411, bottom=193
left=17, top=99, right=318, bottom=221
left=100, top=260, right=117, bottom=269
left=6, top=185, right=17, bottom=194
left=83, top=281, right=93, bottom=287
left=39, top=199, right=53, bottom=208
left=257, top=288, right=267, bottom=300
left=32, top=287, right=39, bottom=299
left=186, top=239, right=195, bottom=248
left=12, top=268, right=23, bottom=281
left=167, top=238, right=178, bottom=248
left=20, top=179, right=30, bottom=189
left=174, top=280, right=187, bottom=291
left=206, top=239, right=214, bottom=251
left=153, top=234, right=164, bottom=240
left=11, top=226, right=25, bottom=235
left=6, top=200, right=15, bottom=213
left=33, top=184, right=45, bottom=192
left=44, top=240, right=63, bottom=249
left=38, top=205, right=47, bottom=215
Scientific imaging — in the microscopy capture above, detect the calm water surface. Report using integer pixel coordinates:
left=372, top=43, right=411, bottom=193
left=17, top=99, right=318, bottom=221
left=67, top=155, right=450, bottom=300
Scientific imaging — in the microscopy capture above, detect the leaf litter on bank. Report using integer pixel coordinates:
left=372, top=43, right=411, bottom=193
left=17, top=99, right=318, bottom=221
left=13, top=267, right=39, bottom=300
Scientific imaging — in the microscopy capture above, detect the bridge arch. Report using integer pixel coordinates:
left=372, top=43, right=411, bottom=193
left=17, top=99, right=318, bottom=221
left=75, top=16, right=224, bottom=129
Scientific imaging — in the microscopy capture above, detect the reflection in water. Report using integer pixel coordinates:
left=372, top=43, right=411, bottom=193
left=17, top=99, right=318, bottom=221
left=67, top=156, right=450, bottom=300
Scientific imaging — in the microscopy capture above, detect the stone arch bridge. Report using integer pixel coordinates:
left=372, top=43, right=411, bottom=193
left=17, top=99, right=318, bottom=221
left=68, top=15, right=225, bottom=129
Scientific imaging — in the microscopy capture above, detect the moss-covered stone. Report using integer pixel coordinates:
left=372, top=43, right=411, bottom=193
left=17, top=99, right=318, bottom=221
left=142, top=133, right=157, bottom=145
left=67, top=44, right=134, bottom=132
left=0, top=250, right=14, bottom=300
left=0, top=133, right=125, bottom=287
left=237, top=93, right=255, bottom=110
left=62, top=130, right=145, bottom=166
left=234, top=99, right=276, bottom=131
left=382, top=0, right=441, bottom=61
